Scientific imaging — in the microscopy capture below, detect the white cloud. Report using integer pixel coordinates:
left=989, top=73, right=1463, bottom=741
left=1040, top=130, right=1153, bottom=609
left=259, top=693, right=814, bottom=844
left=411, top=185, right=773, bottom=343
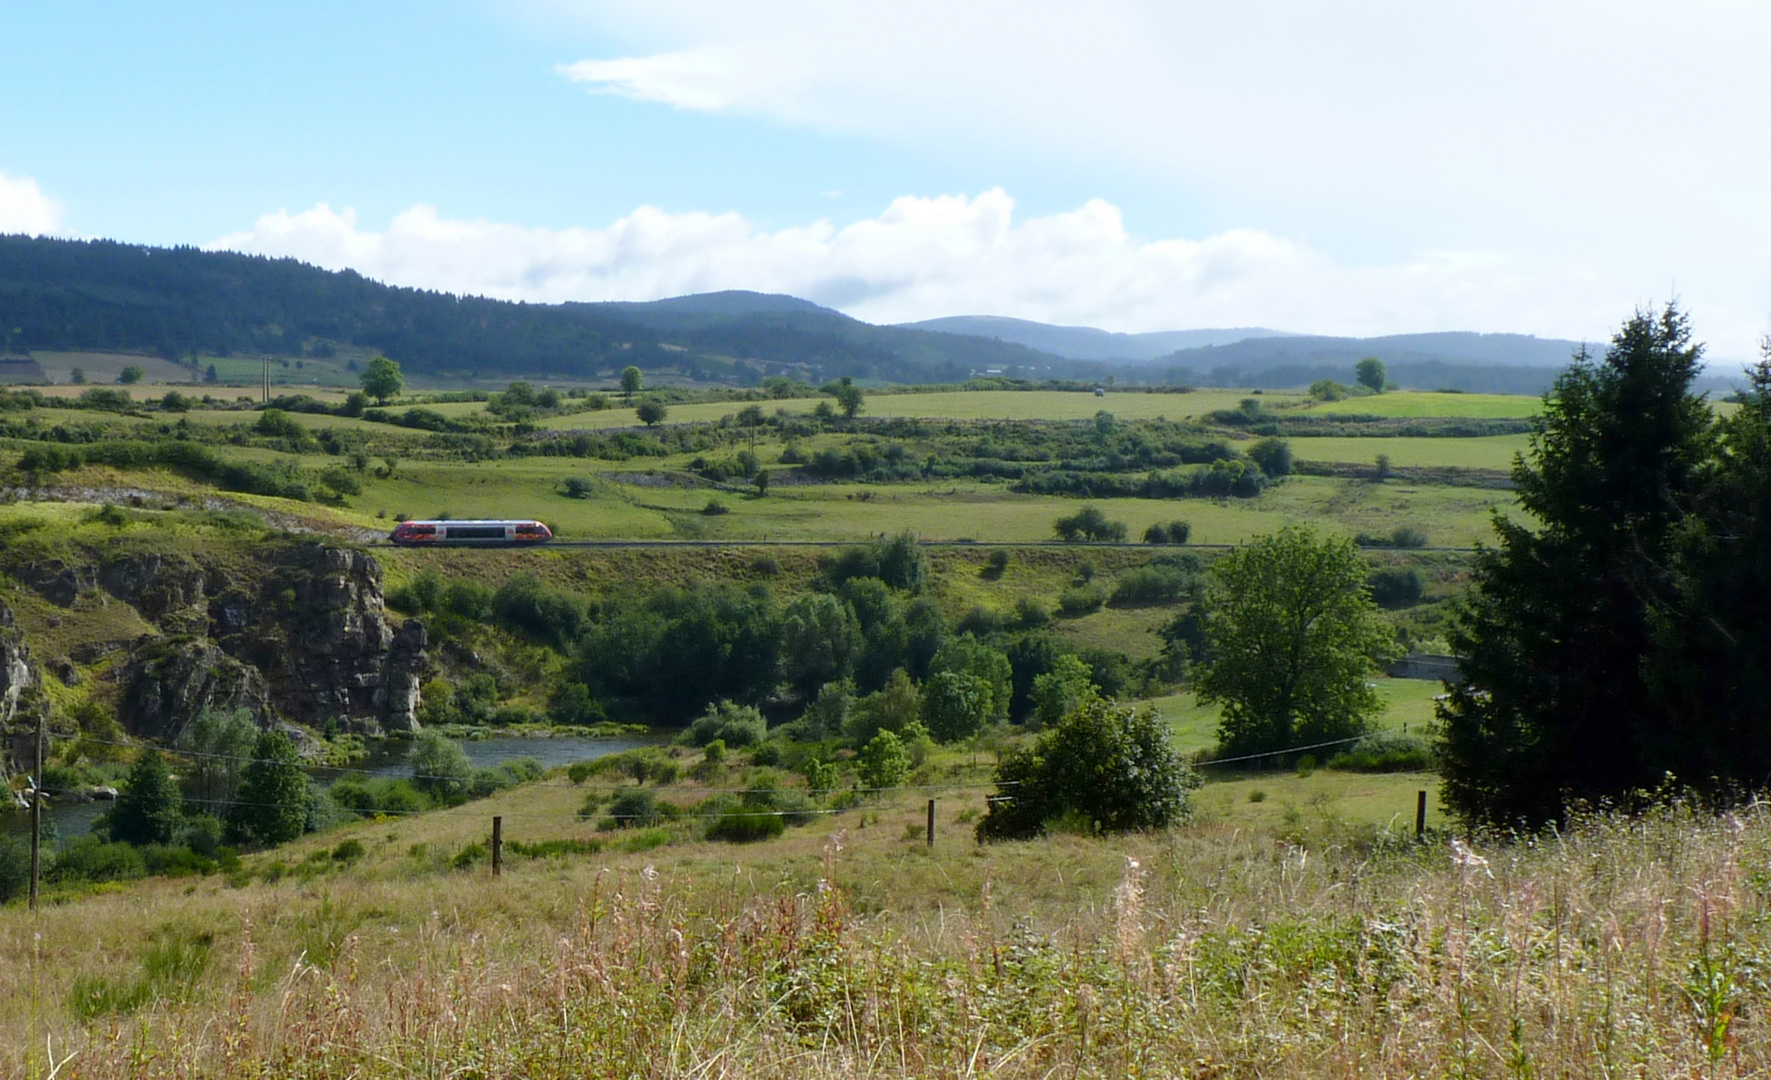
left=0, top=171, right=62, bottom=235
left=212, top=190, right=1630, bottom=345
left=547, top=0, right=1771, bottom=356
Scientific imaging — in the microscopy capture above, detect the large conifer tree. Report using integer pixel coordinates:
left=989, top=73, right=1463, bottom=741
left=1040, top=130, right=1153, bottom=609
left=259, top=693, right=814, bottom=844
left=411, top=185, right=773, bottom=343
left=1438, top=305, right=1713, bottom=826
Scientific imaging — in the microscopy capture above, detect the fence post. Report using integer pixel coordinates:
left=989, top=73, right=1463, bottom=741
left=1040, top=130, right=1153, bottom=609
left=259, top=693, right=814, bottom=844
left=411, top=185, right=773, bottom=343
left=1415, top=790, right=1427, bottom=838
left=491, top=816, right=503, bottom=877
left=926, top=799, right=935, bottom=848
left=29, top=709, right=43, bottom=912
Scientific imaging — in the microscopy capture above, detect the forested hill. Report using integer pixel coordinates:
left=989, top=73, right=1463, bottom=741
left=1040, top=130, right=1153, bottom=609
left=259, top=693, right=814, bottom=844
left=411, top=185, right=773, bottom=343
left=0, top=236, right=1070, bottom=384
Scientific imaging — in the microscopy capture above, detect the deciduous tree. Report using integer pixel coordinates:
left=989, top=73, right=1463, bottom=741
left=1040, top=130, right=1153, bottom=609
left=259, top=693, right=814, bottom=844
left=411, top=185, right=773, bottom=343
left=360, top=355, right=403, bottom=403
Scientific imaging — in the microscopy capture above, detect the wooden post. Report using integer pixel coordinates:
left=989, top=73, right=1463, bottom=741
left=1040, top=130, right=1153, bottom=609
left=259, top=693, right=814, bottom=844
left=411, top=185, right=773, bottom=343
left=1415, top=790, right=1427, bottom=838
left=926, top=799, right=935, bottom=848
left=491, top=816, right=503, bottom=877
left=29, top=710, right=43, bottom=912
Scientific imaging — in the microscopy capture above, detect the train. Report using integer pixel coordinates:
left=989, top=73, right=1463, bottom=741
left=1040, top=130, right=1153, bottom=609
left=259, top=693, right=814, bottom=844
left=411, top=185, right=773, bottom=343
left=388, top=519, right=554, bottom=546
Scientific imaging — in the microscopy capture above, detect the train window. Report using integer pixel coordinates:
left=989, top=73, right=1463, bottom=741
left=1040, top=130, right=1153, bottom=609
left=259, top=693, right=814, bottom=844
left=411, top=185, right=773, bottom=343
left=445, top=526, right=507, bottom=539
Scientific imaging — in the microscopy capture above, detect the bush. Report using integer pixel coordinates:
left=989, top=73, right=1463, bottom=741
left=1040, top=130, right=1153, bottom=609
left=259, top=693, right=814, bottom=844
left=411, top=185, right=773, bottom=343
left=857, top=730, right=910, bottom=790
left=409, top=732, right=475, bottom=802
left=1109, top=564, right=1192, bottom=607
left=1058, top=585, right=1107, bottom=617
left=0, top=837, right=30, bottom=902
left=602, top=789, right=669, bottom=829
left=1246, top=437, right=1292, bottom=477
left=50, top=835, right=147, bottom=883
left=328, top=777, right=430, bottom=817
left=682, top=701, right=767, bottom=748
left=977, top=697, right=1199, bottom=841
left=1053, top=505, right=1127, bottom=542
left=1368, top=566, right=1425, bottom=608
left=331, top=838, right=366, bottom=863
left=1326, top=731, right=1435, bottom=772
left=703, top=801, right=787, bottom=843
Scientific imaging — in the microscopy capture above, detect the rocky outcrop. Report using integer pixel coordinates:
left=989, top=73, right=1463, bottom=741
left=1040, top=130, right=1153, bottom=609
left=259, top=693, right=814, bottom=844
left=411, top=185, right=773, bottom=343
left=16, top=542, right=428, bottom=741
left=0, top=603, right=44, bottom=783
left=120, top=637, right=272, bottom=742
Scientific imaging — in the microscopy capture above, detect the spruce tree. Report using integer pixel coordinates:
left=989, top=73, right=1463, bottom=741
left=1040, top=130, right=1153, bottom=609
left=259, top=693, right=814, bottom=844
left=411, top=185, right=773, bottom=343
left=108, top=748, right=182, bottom=846
left=227, top=729, right=310, bottom=846
left=1438, top=305, right=1713, bottom=827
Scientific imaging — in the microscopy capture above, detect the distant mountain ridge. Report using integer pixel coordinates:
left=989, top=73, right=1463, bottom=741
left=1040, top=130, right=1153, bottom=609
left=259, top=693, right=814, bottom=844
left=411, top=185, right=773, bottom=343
left=0, top=234, right=1678, bottom=395
left=899, top=315, right=1296, bottom=361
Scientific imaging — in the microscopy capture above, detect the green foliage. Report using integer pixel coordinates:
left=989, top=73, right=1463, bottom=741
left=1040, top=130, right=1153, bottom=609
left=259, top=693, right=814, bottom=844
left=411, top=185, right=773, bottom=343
left=1367, top=566, right=1424, bottom=609
left=683, top=701, right=767, bottom=748
left=109, top=748, right=183, bottom=846
left=117, top=364, right=144, bottom=384
left=361, top=355, right=404, bottom=403
left=1247, top=437, right=1293, bottom=477
left=636, top=399, right=668, bottom=426
left=821, top=531, right=928, bottom=593
left=175, top=708, right=258, bottom=812
left=921, top=670, right=993, bottom=743
left=408, top=732, right=475, bottom=803
left=50, top=835, right=147, bottom=883
left=1057, top=584, right=1107, bottom=616
left=1309, top=379, right=1349, bottom=402
left=977, top=696, right=1198, bottom=841
left=1326, top=731, right=1433, bottom=772
left=928, top=635, right=1011, bottom=724
left=847, top=669, right=922, bottom=742
left=1355, top=357, right=1387, bottom=393
left=1143, top=521, right=1191, bottom=545
left=620, top=365, right=643, bottom=399
left=830, top=376, right=865, bottom=418
left=227, top=730, right=310, bottom=846
left=0, top=837, right=30, bottom=902
left=1108, top=561, right=1196, bottom=607
left=779, top=592, right=860, bottom=691
left=857, top=730, right=910, bottom=790
left=1053, top=505, right=1127, bottom=542
left=1032, top=654, right=1097, bottom=729
left=602, top=789, right=668, bottom=828
left=254, top=408, right=307, bottom=441
left=328, top=777, right=430, bottom=817
left=1198, top=527, right=1397, bottom=759
left=1438, top=305, right=1722, bottom=827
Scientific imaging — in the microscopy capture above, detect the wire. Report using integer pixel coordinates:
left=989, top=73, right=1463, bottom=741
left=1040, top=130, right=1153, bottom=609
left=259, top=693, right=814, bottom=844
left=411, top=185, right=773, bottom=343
left=1191, top=734, right=1370, bottom=767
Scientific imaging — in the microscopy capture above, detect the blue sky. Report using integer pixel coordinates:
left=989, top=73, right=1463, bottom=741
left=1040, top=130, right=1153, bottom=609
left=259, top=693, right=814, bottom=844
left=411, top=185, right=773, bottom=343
left=4, top=1, right=1769, bottom=357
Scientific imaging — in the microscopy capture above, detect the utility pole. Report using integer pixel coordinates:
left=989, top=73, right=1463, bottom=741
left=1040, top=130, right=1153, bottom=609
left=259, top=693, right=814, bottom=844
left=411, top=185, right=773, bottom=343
left=29, top=709, right=44, bottom=911
left=263, top=356, right=271, bottom=403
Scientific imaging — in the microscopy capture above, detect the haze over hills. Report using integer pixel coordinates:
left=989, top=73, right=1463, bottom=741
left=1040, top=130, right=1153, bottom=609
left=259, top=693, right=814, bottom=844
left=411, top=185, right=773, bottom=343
left=0, top=233, right=1713, bottom=396
left=900, top=315, right=1296, bottom=362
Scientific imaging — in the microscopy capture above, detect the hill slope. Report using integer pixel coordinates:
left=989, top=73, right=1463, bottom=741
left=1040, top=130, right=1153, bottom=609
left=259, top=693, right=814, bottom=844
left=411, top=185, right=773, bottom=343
left=900, top=315, right=1294, bottom=361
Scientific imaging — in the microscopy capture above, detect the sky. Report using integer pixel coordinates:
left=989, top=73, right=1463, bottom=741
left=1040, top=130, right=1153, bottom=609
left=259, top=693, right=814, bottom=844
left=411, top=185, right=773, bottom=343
left=3, top=0, right=1769, bottom=359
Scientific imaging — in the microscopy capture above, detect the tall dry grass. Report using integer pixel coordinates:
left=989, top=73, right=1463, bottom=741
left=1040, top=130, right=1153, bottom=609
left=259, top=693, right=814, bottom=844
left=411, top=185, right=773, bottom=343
left=5, top=799, right=1771, bottom=1078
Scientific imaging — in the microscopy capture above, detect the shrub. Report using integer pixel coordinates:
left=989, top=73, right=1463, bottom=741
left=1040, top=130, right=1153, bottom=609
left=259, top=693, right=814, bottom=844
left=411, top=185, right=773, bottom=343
left=683, top=701, right=767, bottom=748
left=0, top=837, right=30, bottom=902
left=701, top=499, right=730, bottom=516
left=1326, top=731, right=1434, bottom=772
left=50, top=835, right=147, bottom=883
left=328, top=777, right=430, bottom=817
left=703, top=802, right=787, bottom=843
left=1108, top=564, right=1192, bottom=607
left=331, top=839, right=366, bottom=863
left=1058, top=585, right=1107, bottom=617
left=409, top=732, right=474, bottom=802
left=602, top=789, right=669, bottom=829
left=984, top=549, right=1011, bottom=576
left=1368, top=566, right=1425, bottom=608
left=1054, top=505, right=1127, bottom=542
left=857, top=730, right=910, bottom=790
left=977, top=696, right=1198, bottom=841
left=1247, top=437, right=1292, bottom=477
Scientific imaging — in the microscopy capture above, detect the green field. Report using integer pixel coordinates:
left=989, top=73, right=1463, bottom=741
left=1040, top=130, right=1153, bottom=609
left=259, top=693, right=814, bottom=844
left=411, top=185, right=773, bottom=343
left=1289, top=433, right=1528, bottom=469
left=1306, top=390, right=1543, bottom=418
left=1144, top=676, right=1442, bottom=754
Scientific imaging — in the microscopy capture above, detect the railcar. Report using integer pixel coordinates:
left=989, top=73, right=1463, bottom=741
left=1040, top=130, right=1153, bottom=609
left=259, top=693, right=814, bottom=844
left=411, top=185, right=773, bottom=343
left=388, top=519, right=553, bottom=546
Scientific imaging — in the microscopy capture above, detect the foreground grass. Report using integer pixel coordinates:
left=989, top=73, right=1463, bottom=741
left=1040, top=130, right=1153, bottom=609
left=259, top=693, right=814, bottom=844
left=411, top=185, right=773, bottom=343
left=5, top=787, right=1768, bottom=1078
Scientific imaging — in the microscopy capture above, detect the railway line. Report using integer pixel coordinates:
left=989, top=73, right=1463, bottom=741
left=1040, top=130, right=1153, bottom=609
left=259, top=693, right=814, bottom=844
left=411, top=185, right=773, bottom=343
left=366, top=538, right=1481, bottom=553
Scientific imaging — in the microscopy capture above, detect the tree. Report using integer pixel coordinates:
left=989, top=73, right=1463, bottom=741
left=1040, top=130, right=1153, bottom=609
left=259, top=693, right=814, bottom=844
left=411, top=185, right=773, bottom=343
left=1247, top=437, right=1292, bottom=477
left=847, top=668, right=922, bottom=742
left=621, top=365, right=643, bottom=400
left=203, top=363, right=218, bottom=383
left=1355, top=357, right=1387, bottom=393
left=857, top=730, right=909, bottom=789
left=1032, top=653, right=1097, bottom=728
left=1053, top=505, right=1127, bottom=542
left=929, top=634, right=1012, bottom=723
left=117, top=364, right=144, bottom=384
left=832, top=376, right=865, bottom=418
left=1197, top=526, right=1396, bottom=759
left=409, top=731, right=474, bottom=802
left=175, top=708, right=258, bottom=812
left=70, top=366, right=87, bottom=385
left=108, top=748, right=183, bottom=846
left=636, top=399, right=668, bottom=426
left=227, top=729, right=310, bottom=846
left=779, top=592, right=860, bottom=692
left=921, top=670, right=993, bottom=743
left=360, top=355, right=404, bottom=403
left=1437, top=306, right=1714, bottom=827
left=977, top=696, right=1198, bottom=841
left=160, top=390, right=190, bottom=412
left=753, top=469, right=770, bottom=496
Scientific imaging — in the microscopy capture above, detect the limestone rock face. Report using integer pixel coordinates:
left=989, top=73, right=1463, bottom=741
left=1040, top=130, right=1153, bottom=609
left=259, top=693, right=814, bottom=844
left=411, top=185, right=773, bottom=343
left=0, top=603, right=43, bottom=783
left=19, top=542, right=430, bottom=741
left=120, top=637, right=273, bottom=742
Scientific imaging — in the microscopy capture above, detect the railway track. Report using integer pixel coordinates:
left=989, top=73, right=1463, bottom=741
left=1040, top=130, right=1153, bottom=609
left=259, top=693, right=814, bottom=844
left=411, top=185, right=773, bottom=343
left=367, top=539, right=1481, bottom=553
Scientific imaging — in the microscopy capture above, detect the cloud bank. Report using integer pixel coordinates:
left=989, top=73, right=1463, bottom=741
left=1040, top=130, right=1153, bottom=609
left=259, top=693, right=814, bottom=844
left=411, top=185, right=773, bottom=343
left=212, top=190, right=1626, bottom=343
left=0, top=171, right=62, bottom=235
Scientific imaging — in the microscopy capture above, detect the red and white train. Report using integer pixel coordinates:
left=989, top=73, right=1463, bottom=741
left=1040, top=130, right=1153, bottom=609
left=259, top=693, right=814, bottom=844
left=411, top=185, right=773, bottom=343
left=388, top=519, right=554, bottom=546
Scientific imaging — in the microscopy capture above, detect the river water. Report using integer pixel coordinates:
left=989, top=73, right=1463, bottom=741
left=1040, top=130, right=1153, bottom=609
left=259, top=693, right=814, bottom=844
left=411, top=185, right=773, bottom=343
left=6, top=732, right=660, bottom=846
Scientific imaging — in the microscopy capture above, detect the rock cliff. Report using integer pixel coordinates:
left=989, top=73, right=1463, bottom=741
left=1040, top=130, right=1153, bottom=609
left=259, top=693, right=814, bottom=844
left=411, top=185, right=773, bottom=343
left=10, top=542, right=427, bottom=747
